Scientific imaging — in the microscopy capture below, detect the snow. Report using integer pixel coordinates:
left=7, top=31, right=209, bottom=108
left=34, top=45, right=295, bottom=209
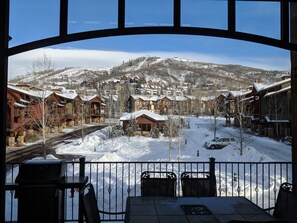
left=130, top=95, right=162, bottom=101
left=83, top=95, right=97, bottom=101
left=119, top=110, right=168, bottom=122
left=201, top=96, right=216, bottom=101
left=14, top=102, right=27, bottom=108
left=264, top=86, right=291, bottom=97
left=5, top=116, right=292, bottom=222
left=8, top=84, right=53, bottom=98
left=254, top=78, right=290, bottom=92
left=135, top=57, right=148, bottom=70
left=55, top=116, right=290, bottom=162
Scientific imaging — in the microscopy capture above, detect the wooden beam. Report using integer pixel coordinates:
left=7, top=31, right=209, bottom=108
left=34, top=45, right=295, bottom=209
left=174, top=0, right=181, bottom=28
left=60, top=0, right=68, bottom=36
left=290, top=1, right=297, bottom=190
left=281, top=0, right=289, bottom=42
left=0, top=0, right=9, bottom=221
left=118, top=0, right=125, bottom=30
left=228, top=0, right=236, bottom=33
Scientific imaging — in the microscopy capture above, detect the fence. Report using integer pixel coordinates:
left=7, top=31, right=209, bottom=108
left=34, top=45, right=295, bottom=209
left=5, top=159, right=295, bottom=222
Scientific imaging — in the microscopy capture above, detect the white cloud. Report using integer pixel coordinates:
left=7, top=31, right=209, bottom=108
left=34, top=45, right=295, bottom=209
left=8, top=47, right=290, bottom=80
left=84, top=21, right=101, bottom=24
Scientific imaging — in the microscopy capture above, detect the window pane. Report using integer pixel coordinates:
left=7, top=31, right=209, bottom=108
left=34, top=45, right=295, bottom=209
left=9, top=0, right=60, bottom=47
left=181, top=0, right=228, bottom=30
left=236, top=1, right=280, bottom=39
left=125, top=0, right=173, bottom=27
left=68, top=0, right=118, bottom=33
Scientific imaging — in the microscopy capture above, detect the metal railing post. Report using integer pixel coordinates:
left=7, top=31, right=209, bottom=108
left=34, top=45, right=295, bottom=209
left=79, top=156, right=85, bottom=178
left=78, top=156, right=86, bottom=223
left=209, top=157, right=216, bottom=196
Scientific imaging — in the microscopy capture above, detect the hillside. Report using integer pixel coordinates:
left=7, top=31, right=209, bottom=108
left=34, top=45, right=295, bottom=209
left=10, top=56, right=288, bottom=90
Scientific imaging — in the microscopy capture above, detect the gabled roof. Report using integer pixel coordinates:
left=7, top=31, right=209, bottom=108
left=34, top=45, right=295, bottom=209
left=227, top=90, right=252, bottom=98
left=201, top=96, right=216, bottom=101
left=8, top=84, right=53, bottom=98
left=130, top=95, right=163, bottom=101
left=55, top=91, right=79, bottom=100
left=83, top=95, right=103, bottom=103
left=130, top=94, right=196, bottom=102
left=83, top=95, right=97, bottom=101
left=254, top=78, right=291, bottom=92
left=120, top=110, right=167, bottom=121
left=264, top=86, right=291, bottom=98
left=165, top=96, right=188, bottom=101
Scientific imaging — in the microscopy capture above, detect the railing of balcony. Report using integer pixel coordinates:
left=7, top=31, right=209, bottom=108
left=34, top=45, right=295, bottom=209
left=5, top=160, right=295, bottom=222
left=265, top=114, right=291, bottom=121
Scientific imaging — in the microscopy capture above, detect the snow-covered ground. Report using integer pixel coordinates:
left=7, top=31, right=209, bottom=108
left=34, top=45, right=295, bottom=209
left=55, top=116, right=291, bottom=162
left=5, top=116, right=292, bottom=222
left=54, top=116, right=291, bottom=219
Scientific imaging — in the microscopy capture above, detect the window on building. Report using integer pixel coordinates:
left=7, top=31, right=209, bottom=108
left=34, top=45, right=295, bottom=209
left=139, top=124, right=151, bottom=131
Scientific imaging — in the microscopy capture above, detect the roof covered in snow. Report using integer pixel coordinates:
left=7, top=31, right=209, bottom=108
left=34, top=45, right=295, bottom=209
left=56, top=90, right=79, bottom=100
left=8, top=84, right=53, bottom=98
left=201, top=96, right=216, bottom=101
left=120, top=110, right=168, bottom=121
left=264, top=86, right=291, bottom=98
left=254, top=78, right=290, bottom=92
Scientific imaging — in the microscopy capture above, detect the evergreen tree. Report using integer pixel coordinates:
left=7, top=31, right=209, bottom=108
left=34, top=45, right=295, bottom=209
left=150, top=126, right=160, bottom=138
left=111, top=124, right=124, bottom=138
left=126, top=116, right=137, bottom=136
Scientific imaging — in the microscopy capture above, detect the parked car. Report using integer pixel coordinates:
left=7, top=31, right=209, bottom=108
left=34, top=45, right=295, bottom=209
left=281, top=136, right=292, bottom=145
left=205, top=137, right=236, bottom=150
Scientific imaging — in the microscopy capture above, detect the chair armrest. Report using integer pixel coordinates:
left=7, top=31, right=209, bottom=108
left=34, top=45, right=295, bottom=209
left=98, top=209, right=125, bottom=215
left=264, top=207, right=275, bottom=211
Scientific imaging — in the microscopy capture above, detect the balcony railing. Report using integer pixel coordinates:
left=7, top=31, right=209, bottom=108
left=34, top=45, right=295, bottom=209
left=5, top=159, right=295, bottom=222
left=265, top=114, right=291, bottom=122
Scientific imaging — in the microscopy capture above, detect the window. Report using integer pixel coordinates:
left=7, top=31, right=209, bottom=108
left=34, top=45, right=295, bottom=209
left=139, top=124, right=151, bottom=132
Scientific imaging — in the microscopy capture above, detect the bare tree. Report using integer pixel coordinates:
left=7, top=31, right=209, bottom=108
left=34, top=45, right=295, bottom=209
left=235, top=92, right=253, bottom=155
left=25, top=54, right=56, bottom=158
left=31, top=54, right=53, bottom=74
left=118, top=83, right=130, bottom=115
left=193, top=97, right=201, bottom=117
left=163, top=115, right=180, bottom=161
left=24, top=89, right=59, bottom=158
left=209, top=98, right=219, bottom=139
left=266, top=93, right=288, bottom=138
left=236, top=97, right=244, bottom=155
left=164, top=115, right=174, bottom=161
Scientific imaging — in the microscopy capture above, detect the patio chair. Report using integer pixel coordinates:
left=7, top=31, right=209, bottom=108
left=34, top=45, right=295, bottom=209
left=81, top=183, right=125, bottom=223
left=141, top=171, right=177, bottom=197
left=181, top=171, right=217, bottom=197
left=271, top=182, right=297, bottom=223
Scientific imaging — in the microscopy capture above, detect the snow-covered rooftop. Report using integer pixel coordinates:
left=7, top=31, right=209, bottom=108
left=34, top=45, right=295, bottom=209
left=264, top=86, right=291, bottom=98
left=201, top=96, right=216, bottom=101
left=56, top=90, right=78, bottom=100
left=254, top=78, right=290, bottom=92
left=8, top=84, right=53, bottom=98
left=120, top=110, right=168, bottom=121
left=131, top=95, right=164, bottom=101
left=228, top=90, right=252, bottom=98
left=83, top=95, right=97, bottom=101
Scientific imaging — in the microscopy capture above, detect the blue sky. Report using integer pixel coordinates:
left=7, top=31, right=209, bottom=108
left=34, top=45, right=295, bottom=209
left=8, top=0, right=290, bottom=78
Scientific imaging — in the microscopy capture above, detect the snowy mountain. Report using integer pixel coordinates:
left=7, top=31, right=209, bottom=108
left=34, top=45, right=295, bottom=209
left=10, top=56, right=288, bottom=90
